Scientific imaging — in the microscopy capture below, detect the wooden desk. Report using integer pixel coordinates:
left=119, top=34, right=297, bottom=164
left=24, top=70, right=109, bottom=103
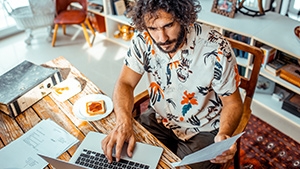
left=0, top=56, right=188, bottom=169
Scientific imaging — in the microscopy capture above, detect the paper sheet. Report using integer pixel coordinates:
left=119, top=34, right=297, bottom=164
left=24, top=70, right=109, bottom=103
left=171, top=132, right=244, bottom=167
left=0, top=119, right=79, bottom=169
left=51, top=78, right=82, bottom=102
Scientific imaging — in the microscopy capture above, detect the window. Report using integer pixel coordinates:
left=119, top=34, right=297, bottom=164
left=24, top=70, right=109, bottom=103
left=288, top=0, right=300, bottom=21
left=0, top=4, right=15, bottom=30
left=240, top=0, right=268, bottom=9
left=0, top=0, right=29, bottom=39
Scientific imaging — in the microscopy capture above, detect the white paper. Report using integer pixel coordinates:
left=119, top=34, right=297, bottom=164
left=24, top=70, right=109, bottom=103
left=51, top=78, right=81, bottom=102
left=0, top=119, right=79, bottom=169
left=171, top=132, right=244, bottom=167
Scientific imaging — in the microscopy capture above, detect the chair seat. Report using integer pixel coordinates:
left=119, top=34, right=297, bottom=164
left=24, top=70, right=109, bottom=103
left=54, top=10, right=86, bottom=24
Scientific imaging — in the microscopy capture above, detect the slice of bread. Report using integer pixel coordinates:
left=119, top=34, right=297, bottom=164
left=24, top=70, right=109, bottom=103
left=86, top=100, right=106, bottom=116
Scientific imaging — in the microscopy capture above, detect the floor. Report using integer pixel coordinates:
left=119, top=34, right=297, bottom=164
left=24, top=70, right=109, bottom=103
left=0, top=26, right=147, bottom=98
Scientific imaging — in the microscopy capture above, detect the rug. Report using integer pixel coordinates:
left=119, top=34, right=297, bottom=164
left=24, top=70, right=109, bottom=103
left=230, top=115, right=300, bottom=169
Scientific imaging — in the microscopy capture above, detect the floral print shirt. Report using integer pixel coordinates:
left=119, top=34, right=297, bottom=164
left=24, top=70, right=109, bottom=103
left=124, top=23, right=240, bottom=141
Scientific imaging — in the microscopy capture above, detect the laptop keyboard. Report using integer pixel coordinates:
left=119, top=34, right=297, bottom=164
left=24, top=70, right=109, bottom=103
left=75, top=149, right=150, bottom=169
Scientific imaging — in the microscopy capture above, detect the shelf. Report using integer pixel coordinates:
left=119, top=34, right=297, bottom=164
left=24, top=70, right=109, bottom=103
left=247, top=65, right=300, bottom=95
left=71, top=3, right=105, bottom=17
left=199, top=1, right=300, bottom=59
left=253, top=14, right=300, bottom=59
left=251, top=100, right=300, bottom=142
left=252, top=92, right=300, bottom=142
left=88, top=8, right=105, bottom=17
left=259, top=68, right=300, bottom=95
left=198, top=1, right=279, bottom=38
left=253, top=92, right=300, bottom=126
left=236, top=56, right=248, bottom=67
left=105, top=14, right=132, bottom=25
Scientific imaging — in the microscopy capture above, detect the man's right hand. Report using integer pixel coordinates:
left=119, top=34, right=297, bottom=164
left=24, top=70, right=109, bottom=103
left=101, top=119, right=136, bottom=163
left=102, top=65, right=142, bottom=163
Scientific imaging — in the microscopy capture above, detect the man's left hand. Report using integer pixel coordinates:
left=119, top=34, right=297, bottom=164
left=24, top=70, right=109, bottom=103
left=210, top=134, right=237, bottom=164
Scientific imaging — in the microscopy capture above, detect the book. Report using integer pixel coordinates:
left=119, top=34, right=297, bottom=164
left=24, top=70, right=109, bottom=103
left=104, top=0, right=112, bottom=15
left=279, top=64, right=300, bottom=88
left=0, top=61, right=62, bottom=117
left=110, top=0, right=120, bottom=15
left=265, top=59, right=286, bottom=76
left=238, top=65, right=246, bottom=77
left=260, top=44, right=277, bottom=67
left=236, top=34, right=250, bottom=59
left=114, top=0, right=126, bottom=15
left=277, top=51, right=299, bottom=65
left=228, top=33, right=250, bottom=59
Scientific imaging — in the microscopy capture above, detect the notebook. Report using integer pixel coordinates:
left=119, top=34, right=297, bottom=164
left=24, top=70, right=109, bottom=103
left=38, top=131, right=163, bottom=169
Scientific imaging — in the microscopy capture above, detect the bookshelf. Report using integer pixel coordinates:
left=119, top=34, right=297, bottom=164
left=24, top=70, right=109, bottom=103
left=85, top=0, right=300, bottom=142
left=197, top=1, right=300, bottom=142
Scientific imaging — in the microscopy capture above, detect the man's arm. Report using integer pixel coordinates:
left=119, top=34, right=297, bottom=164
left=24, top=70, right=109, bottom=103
left=211, top=88, right=243, bottom=163
left=218, top=88, right=243, bottom=136
left=101, top=65, right=142, bottom=163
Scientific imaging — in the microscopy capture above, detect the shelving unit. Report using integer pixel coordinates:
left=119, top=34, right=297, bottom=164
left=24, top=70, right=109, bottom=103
left=104, top=14, right=131, bottom=48
left=101, top=1, right=132, bottom=48
left=195, top=1, right=300, bottom=142
left=86, top=0, right=300, bottom=142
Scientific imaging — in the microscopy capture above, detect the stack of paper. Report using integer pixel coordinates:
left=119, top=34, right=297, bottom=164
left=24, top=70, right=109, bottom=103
left=0, top=119, right=79, bottom=169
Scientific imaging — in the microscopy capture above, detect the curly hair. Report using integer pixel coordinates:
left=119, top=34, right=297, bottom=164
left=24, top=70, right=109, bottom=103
left=130, top=0, right=202, bottom=32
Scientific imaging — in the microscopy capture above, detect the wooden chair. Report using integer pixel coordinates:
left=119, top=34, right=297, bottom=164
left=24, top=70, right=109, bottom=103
left=132, top=38, right=264, bottom=169
left=52, top=0, right=95, bottom=47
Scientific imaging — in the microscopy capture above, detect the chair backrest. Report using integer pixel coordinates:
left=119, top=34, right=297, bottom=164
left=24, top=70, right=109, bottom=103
left=55, top=0, right=87, bottom=15
left=226, top=37, right=263, bottom=136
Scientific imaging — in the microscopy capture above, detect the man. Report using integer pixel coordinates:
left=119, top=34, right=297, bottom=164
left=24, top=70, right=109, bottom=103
left=101, top=0, right=243, bottom=168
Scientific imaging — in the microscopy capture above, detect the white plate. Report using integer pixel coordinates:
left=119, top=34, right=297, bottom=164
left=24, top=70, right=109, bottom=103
left=73, top=94, right=113, bottom=121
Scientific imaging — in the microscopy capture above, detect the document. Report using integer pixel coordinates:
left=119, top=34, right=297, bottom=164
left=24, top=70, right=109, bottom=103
left=0, top=119, right=79, bottom=169
left=51, top=78, right=82, bottom=102
left=171, top=132, right=244, bottom=167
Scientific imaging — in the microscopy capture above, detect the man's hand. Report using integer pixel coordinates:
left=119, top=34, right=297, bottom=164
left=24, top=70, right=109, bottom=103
left=210, top=134, right=237, bottom=164
left=101, top=120, right=136, bottom=163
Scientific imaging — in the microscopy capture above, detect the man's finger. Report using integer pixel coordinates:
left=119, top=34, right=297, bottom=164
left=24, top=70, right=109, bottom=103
left=126, top=135, right=136, bottom=157
left=115, top=138, right=125, bottom=162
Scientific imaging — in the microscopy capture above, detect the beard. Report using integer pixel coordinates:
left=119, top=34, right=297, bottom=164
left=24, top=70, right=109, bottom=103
left=152, top=26, right=186, bottom=54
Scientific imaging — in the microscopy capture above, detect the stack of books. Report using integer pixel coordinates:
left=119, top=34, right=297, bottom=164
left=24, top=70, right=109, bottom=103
left=265, top=59, right=286, bottom=76
left=261, top=45, right=277, bottom=68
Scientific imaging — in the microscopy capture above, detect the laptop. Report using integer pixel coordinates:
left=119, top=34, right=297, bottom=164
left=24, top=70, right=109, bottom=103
left=38, top=131, right=163, bottom=169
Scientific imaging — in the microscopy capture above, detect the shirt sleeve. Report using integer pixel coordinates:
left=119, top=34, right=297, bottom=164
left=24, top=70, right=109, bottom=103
left=212, top=38, right=240, bottom=96
left=123, top=33, right=147, bottom=75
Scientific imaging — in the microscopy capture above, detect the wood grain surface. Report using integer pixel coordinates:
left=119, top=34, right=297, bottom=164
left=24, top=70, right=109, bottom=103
left=0, top=56, right=189, bottom=169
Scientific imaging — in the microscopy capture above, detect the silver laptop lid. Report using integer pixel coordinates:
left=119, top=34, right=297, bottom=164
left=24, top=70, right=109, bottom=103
left=70, top=131, right=163, bottom=169
left=38, top=154, right=87, bottom=169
